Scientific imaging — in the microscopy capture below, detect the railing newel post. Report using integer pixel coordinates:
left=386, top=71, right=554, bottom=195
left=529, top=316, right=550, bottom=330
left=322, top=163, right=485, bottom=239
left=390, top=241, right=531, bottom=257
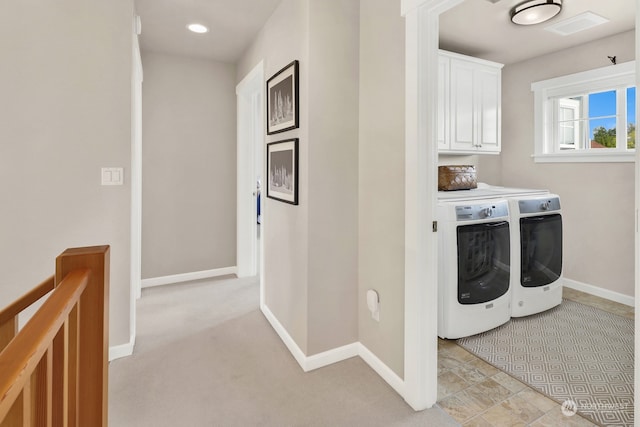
left=55, top=246, right=110, bottom=427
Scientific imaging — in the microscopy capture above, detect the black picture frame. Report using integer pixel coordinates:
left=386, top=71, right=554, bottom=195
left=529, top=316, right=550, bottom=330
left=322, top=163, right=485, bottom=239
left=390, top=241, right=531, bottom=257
left=266, top=139, right=299, bottom=205
left=266, top=60, right=299, bottom=135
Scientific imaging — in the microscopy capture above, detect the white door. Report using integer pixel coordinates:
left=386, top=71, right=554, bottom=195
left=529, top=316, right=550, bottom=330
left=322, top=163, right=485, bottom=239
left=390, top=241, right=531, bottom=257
left=236, top=62, right=265, bottom=281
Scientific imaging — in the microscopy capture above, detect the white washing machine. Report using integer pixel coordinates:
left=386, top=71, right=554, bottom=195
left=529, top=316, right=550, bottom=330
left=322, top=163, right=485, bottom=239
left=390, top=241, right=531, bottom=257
left=437, top=198, right=512, bottom=339
left=508, top=194, right=563, bottom=317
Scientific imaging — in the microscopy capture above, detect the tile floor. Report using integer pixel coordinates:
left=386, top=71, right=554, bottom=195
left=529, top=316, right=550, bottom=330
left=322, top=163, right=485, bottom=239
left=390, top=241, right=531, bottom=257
left=436, top=288, right=634, bottom=426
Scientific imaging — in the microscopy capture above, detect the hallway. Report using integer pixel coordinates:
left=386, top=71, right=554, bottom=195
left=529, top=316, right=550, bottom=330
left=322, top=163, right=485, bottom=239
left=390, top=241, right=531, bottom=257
left=109, top=276, right=457, bottom=426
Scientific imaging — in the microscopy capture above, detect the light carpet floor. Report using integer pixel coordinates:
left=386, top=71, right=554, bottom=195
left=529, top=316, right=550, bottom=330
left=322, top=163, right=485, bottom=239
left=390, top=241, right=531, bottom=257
left=457, top=299, right=634, bottom=427
left=109, top=276, right=457, bottom=426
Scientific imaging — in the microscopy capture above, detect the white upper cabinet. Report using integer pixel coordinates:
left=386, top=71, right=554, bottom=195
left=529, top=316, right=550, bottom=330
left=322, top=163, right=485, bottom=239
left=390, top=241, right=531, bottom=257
left=438, top=50, right=503, bottom=154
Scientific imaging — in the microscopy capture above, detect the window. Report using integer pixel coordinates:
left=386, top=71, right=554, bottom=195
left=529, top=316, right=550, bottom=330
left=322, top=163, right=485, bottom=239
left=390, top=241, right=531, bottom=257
left=532, top=61, right=636, bottom=162
left=557, top=98, right=580, bottom=149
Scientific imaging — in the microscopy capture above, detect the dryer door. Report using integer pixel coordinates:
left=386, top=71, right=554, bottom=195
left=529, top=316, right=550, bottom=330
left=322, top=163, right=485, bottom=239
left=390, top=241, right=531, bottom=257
left=520, top=214, right=562, bottom=287
left=457, top=221, right=510, bottom=304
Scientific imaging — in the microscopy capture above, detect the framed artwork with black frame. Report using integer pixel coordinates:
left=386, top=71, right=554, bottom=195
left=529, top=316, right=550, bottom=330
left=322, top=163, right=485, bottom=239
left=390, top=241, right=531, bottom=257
left=266, top=138, right=298, bottom=205
left=266, top=60, right=299, bottom=135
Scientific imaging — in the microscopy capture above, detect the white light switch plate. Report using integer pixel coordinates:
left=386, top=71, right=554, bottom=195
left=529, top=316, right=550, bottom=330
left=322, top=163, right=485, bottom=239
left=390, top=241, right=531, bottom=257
left=102, top=167, right=124, bottom=185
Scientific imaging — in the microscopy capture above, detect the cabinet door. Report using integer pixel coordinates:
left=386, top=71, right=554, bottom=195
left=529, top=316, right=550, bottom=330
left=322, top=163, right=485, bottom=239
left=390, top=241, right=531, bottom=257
left=449, top=59, right=475, bottom=151
left=437, top=56, right=449, bottom=149
left=475, top=66, right=501, bottom=152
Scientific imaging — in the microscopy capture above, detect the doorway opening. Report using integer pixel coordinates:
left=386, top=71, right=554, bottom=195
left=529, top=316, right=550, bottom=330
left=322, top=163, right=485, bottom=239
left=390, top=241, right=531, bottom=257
left=403, top=0, right=638, bottom=419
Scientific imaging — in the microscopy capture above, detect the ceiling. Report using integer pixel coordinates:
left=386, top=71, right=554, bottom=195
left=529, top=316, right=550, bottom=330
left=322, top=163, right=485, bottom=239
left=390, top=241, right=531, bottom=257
left=134, top=0, right=281, bottom=63
left=440, top=0, right=636, bottom=65
left=134, top=0, right=635, bottom=65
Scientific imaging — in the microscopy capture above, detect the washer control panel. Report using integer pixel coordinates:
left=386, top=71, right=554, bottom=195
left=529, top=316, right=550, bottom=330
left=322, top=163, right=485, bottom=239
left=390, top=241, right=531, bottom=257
left=519, top=196, right=561, bottom=214
left=455, top=200, right=509, bottom=221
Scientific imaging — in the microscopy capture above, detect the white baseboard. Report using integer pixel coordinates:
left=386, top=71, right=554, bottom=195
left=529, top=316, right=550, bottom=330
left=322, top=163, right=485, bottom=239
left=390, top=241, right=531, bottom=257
left=260, top=303, right=405, bottom=398
left=109, top=334, right=135, bottom=361
left=261, top=303, right=309, bottom=370
left=141, top=267, right=237, bottom=289
left=563, top=277, right=635, bottom=307
left=358, top=343, right=406, bottom=397
left=261, top=303, right=360, bottom=372
left=306, top=342, right=360, bottom=371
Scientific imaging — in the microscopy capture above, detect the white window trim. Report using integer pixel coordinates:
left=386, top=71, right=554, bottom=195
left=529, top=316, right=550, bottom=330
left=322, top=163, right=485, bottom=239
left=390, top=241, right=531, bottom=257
left=532, top=60, right=636, bottom=163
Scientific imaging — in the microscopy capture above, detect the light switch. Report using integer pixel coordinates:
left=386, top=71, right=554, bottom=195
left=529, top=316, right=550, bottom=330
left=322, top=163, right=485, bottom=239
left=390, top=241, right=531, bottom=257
left=101, top=167, right=124, bottom=186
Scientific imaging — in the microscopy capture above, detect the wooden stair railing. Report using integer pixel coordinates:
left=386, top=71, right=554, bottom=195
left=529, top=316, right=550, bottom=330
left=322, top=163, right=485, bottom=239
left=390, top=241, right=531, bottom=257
left=0, top=246, right=110, bottom=427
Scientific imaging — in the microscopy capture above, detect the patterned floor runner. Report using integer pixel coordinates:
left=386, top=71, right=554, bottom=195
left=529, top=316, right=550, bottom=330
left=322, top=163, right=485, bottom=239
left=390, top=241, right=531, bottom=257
left=457, top=299, right=634, bottom=426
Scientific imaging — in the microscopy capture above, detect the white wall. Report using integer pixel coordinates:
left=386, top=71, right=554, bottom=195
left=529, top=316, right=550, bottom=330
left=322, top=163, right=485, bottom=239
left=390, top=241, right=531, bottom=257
left=358, top=0, right=406, bottom=377
left=238, top=0, right=360, bottom=356
left=307, top=0, right=360, bottom=354
left=238, top=0, right=311, bottom=352
left=480, top=30, right=636, bottom=298
left=141, top=53, right=237, bottom=278
left=0, top=0, right=134, bottom=347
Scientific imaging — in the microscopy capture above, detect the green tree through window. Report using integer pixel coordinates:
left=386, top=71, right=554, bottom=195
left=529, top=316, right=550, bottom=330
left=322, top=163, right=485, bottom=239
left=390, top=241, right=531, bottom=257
left=592, top=126, right=616, bottom=148
left=592, top=124, right=636, bottom=149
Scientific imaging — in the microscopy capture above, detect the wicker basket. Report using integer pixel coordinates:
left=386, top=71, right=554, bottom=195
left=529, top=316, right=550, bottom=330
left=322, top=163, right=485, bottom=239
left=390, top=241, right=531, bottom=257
left=438, top=165, right=477, bottom=191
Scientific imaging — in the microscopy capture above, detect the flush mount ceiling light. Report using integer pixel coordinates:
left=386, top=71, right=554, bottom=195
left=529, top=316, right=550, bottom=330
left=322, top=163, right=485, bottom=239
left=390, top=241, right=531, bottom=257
left=187, top=23, right=209, bottom=34
left=511, top=0, right=562, bottom=26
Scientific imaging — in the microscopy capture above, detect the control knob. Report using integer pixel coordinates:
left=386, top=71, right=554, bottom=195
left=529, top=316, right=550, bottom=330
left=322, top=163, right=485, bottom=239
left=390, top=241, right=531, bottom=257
left=540, top=200, right=551, bottom=211
left=480, top=207, right=493, bottom=218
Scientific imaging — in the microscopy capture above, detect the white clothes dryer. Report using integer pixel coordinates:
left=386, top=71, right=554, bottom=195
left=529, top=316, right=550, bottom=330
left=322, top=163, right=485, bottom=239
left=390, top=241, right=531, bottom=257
left=437, top=198, right=511, bottom=339
left=508, top=194, right=563, bottom=317
left=437, top=183, right=549, bottom=202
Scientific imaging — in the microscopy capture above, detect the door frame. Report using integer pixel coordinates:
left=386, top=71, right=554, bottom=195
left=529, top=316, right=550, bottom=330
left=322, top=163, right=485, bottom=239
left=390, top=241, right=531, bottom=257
left=236, top=61, right=265, bottom=295
left=129, top=17, right=143, bottom=350
left=402, top=0, right=463, bottom=410
left=634, top=0, right=639, bottom=418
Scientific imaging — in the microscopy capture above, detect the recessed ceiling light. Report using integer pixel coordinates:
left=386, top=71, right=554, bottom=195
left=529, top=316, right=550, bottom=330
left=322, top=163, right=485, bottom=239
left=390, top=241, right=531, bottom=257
left=187, top=23, right=209, bottom=34
left=511, top=0, right=562, bottom=26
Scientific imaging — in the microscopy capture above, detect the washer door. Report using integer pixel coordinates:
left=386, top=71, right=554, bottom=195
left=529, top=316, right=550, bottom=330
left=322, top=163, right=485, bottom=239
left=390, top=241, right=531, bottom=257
left=457, top=221, right=510, bottom=304
left=520, top=214, right=562, bottom=287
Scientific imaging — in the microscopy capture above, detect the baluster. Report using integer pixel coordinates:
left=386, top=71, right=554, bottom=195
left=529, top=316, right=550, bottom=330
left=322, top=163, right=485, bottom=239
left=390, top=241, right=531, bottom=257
left=0, top=317, right=17, bottom=353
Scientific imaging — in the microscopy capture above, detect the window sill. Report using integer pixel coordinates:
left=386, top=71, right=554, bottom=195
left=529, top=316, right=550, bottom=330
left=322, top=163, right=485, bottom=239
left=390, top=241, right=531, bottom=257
left=533, top=151, right=636, bottom=163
